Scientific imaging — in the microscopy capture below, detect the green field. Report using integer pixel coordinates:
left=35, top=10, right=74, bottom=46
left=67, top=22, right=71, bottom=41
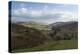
left=12, top=39, right=78, bottom=53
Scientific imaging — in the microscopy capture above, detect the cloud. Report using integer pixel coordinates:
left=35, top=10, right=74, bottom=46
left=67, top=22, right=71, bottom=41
left=20, top=3, right=25, bottom=7
left=43, top=5, right=48, bottom=10
left=12, top=7, right=77, bottom=23
left=30, top=10, right=43, bottom=17
left=12, top=8, right=29, bottom=17
left=12, top=6, right=75, bottom=18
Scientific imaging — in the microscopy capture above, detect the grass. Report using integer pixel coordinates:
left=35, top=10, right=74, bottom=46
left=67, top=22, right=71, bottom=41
left=12, top=39, right=78, bottom=53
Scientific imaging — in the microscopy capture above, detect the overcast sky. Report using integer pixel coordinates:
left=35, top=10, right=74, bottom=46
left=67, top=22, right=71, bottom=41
left=10, top=1, right=78, bottom=24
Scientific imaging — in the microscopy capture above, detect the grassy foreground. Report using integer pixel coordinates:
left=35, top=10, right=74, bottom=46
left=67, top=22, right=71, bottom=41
left=12, top=39, right=78, bottom=53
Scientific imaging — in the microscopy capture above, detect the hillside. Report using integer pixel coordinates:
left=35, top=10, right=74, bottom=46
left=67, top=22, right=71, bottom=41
left=11, top=23, right=47, bottom=50
left=50, top=21, right=78, bottom=33
left=16, top=21, right=50, bottom=30
left=10, top=21, right=78, bottom=52
left=50, top=21, right=78, bottom=40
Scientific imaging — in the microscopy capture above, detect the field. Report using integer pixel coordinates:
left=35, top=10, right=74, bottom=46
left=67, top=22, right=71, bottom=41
left=12, top=39, right=78, bottom=53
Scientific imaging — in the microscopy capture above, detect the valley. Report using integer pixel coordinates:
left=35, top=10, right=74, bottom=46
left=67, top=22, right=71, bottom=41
left=10, top=21, right=78, bottom=52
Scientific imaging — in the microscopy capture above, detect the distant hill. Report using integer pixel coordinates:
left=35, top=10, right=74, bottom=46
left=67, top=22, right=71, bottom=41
left=50, top=21, right=78, bottom=31
left=49, top=21, right=78, bottom=27
left=15, top=21, right=50, bottom=30
left=49, top=21, right=78, bottom=39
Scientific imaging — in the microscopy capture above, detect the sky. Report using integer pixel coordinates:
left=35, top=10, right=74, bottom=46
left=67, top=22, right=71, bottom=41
left=10, top=1, right=78, bottom=24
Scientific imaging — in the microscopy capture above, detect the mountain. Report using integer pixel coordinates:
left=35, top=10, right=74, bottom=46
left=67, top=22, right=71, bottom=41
left=50, top=21, right=78, bottom=31
left=50, top=21, right=78, bottom=39
left=59, top=21, right=78, bottom=33
left=15, top=21, right=50, bottom=30
left=10, top=21, right=78, bottom=50
left=49, top=21, right=78, bottom=27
